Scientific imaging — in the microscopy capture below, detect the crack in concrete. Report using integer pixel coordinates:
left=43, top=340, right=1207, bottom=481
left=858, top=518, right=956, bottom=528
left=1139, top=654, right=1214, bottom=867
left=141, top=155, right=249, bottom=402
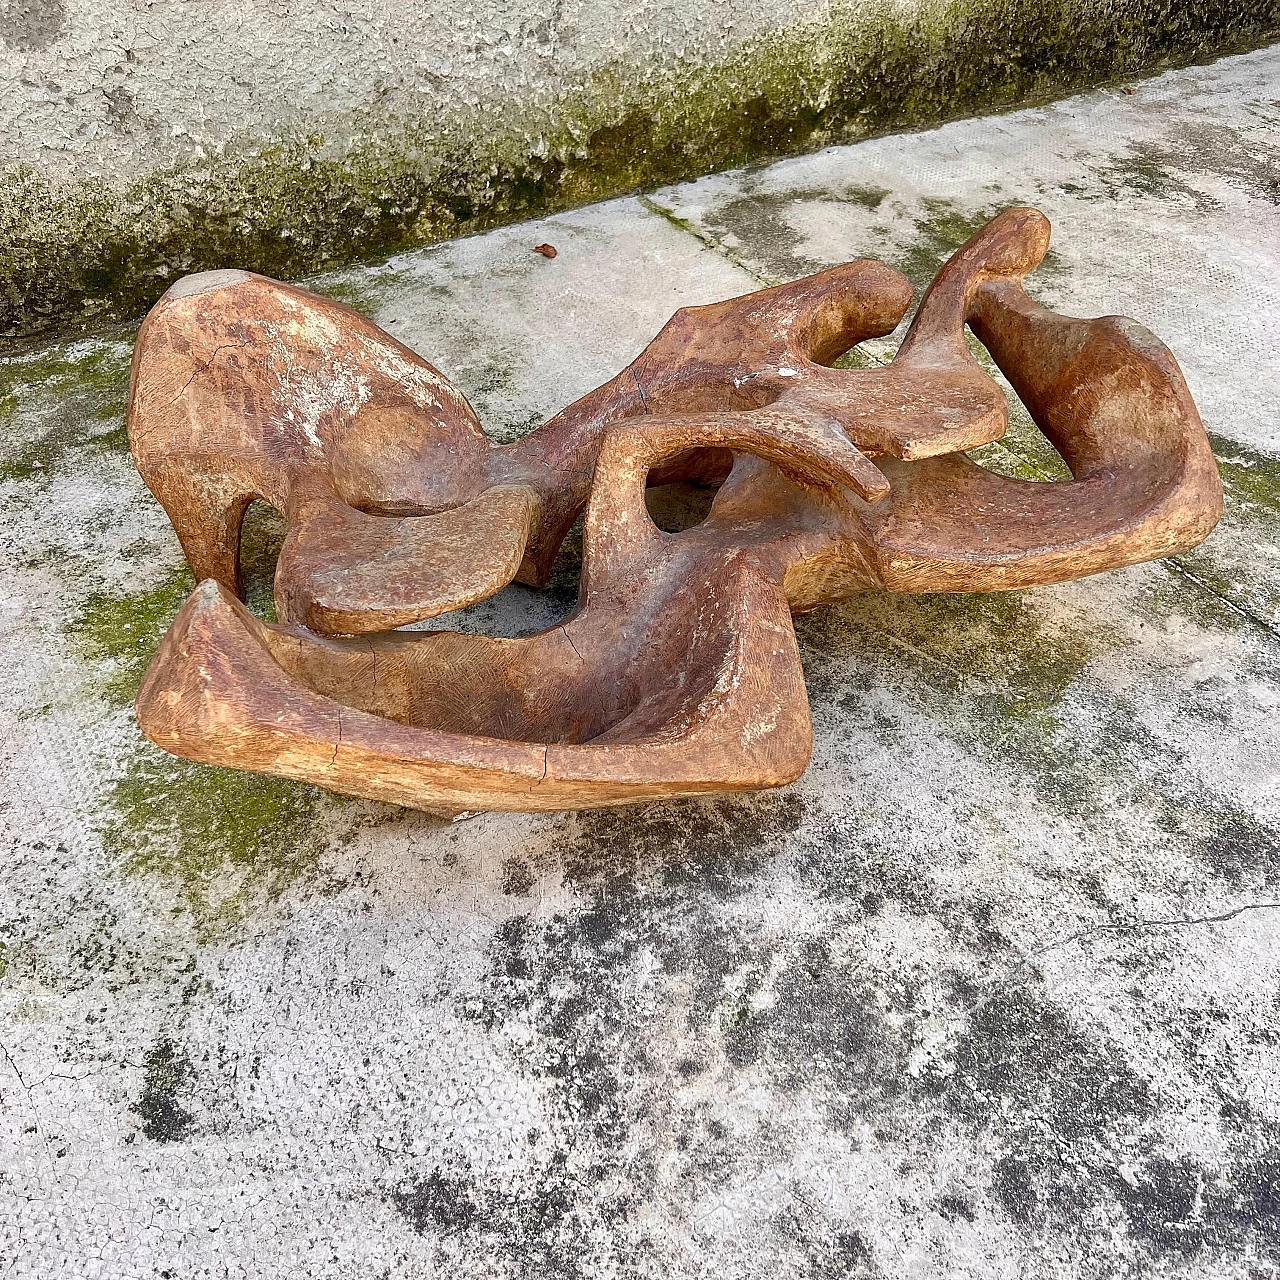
left=951, top=898, right=1280, bottom=1030
left=1015, top=898, right=1280, bottom=978
left=1, top=1037, right=61, bottom=1186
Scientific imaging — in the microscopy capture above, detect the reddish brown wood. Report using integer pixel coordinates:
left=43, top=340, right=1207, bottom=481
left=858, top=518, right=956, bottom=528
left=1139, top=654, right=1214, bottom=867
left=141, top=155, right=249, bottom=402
left=128, top=208, right=1222, bottom=814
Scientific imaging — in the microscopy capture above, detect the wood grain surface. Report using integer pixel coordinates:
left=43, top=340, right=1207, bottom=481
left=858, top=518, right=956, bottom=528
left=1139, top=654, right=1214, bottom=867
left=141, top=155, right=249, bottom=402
left=127, top=208, right=1223, bottom=814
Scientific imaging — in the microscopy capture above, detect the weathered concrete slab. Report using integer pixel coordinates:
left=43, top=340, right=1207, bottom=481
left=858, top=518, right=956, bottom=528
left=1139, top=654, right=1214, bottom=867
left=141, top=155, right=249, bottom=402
left=2, top=47, right=1279, bottom=1279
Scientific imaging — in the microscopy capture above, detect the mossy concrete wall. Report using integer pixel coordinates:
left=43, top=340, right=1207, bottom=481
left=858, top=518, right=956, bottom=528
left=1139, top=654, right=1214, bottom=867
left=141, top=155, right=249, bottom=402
left=2, top=0, right=1277, bottom=341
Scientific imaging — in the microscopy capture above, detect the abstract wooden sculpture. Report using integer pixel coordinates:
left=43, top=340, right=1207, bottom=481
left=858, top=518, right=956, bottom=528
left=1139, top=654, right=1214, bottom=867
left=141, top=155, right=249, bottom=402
left=127, top=208, right=1222, bottom=814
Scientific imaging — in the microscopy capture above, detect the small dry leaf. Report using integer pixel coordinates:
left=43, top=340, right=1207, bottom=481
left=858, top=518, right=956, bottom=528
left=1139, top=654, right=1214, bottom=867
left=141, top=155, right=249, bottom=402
left=1122, top=86, right=1136, bottom=95
left=533, top=243, right=558, bottom=258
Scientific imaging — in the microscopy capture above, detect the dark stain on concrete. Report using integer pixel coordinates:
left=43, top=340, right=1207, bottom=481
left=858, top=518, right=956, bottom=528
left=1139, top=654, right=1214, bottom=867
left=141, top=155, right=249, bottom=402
left=1091, top=120, right=1280, bottom=210
left=936, top=1193, right=977, bottom=1222
left=501, top=857, right=536, bottom=896
left=430, top=720, right=1280, bottom=1272
left=992, top=1154, right=1038, bottom=1224
left=945, top=981, right=1153, bottom=1170
left=1110, top=1149, right=1280, bottom=1263
left=393, top=1169, right=479, bottom=1235
left=724, top=937, right=910, bottom=1130
left=803, top=1227, right=883, bottom=1278
left=428, top=792, right=815, bottom=1266
left=132, top=1037, right=195, bottom=1143
left=391, top=1157, right=598, bottom=1277
left=1195, top=809, right=1280, bottom=891
left=694, top=189, right=831, bottom=283
left=559, top=790, right=806, bottom=895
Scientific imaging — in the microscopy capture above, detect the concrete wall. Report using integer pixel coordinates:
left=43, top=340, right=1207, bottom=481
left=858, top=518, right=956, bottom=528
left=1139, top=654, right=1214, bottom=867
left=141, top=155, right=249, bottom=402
left=2, top=0, right=819, bottom=181
left=2, top=0, right=1277, bottom=340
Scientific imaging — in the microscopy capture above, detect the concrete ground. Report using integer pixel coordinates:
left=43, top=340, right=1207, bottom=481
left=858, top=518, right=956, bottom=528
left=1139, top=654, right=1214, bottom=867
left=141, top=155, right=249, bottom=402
left=2, top=46, right=1279, bottom=1280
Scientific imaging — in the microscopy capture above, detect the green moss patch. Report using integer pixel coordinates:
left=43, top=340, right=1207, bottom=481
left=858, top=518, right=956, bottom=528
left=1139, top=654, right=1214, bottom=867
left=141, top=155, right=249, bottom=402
left=0, top=337, right=134, bottom=482
left=66, top=502, right=287, bottom=706
left=801, top=583, right=1131, bottom=811
left=104, top=747, right=337, bottom=941
left=65, top=551, right=350, bottom=937
left=1160, top=434, right=1280, bottom=633
left=67, top=566, right=196, bottom=704
left=892, top=197, right=1070, bottom=294
left=801, top=587, right=1119, bottom=728
left=1212, top=436, right=1280, bottom=515
left=1089, top=121, right=1280, bottom=210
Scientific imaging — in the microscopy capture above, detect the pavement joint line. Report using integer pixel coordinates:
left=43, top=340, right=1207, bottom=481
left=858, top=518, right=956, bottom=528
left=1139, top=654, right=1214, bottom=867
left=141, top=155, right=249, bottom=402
left=1163, top=555, right=1280, bottom=643
left=638, top=195, right=781, bottom=289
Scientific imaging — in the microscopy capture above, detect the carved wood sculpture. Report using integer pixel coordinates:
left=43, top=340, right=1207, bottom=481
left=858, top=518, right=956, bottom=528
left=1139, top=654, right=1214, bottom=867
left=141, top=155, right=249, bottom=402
left=128, top=208, right=1222, bottom=814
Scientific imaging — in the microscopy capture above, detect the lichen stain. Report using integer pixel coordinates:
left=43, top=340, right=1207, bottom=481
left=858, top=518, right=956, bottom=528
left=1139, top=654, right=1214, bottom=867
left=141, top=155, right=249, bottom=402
left=4, top=0, right=1276, bottom=340
left=0, top=336, right=134, bottom=482
left=132, top=1036, right=196, bottom=1143
left=1089, top=121, right=1280, bottom=209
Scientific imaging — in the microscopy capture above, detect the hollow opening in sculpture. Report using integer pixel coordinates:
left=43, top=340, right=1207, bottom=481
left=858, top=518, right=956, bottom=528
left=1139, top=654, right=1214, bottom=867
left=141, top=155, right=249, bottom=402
left=962, top=334, right=1074, bottom=484
left=415, top=538, right=583, bottom=641
left=642, top=443, right=733, bottom=532
left=645, top=478, right=723, bottom=533
left=238, top=499, right=287, bottom=621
